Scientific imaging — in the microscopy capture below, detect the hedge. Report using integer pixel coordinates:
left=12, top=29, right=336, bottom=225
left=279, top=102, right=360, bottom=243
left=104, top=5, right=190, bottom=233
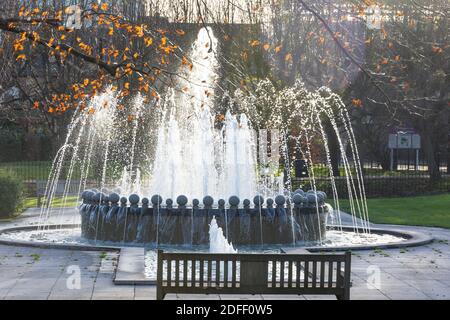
left=0, top=172, right=24, bottom=218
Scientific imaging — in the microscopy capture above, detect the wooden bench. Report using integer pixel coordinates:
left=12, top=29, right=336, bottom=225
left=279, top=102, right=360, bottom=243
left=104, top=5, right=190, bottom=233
left=156, top=249, right=351, bottom=300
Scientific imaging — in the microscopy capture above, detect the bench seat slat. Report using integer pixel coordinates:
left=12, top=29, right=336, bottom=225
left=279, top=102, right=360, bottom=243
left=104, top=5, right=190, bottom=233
left=216, top=260, right=220, bottom=287
left=304, top=261, right=309, bottom=288
left=328, top=261, right=333, bottom=288
left=167, top=259, right=172, bottom=287
left=320, top=261, right=325, bottom=288
left=288, top=260, right=293, bottom=287
left=208, top=260, right=212, bottom=287
left=224, top=259, right=228, bottom=287
left=191, top=260, right=196, bottom=287
left=200, top=260, right=204, bottom=287
left=280, top=260, right=284, bottom=287
left=183, top=259, right=187, bottom=287
left=232, top=259, right=237, bottom=287
left=175, top=259, right=180, bottom=285
left=312, top=261, right=317, bottom=288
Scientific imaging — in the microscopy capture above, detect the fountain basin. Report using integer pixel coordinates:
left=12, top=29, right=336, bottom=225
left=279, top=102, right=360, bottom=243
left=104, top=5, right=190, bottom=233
left=0, top=224, right=432, bottom=251
left=79, top=191, right=330, bottom=245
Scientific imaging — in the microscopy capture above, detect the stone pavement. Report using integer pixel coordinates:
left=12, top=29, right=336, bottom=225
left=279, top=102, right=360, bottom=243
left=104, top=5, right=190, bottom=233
left=0, top=207, right=449, bottom=300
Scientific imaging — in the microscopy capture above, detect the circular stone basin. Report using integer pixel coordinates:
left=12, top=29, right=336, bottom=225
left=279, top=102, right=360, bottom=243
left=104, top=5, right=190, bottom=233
left=323, top=230, right=405, bottom=247
left=0, top=224, right=418, bottom=251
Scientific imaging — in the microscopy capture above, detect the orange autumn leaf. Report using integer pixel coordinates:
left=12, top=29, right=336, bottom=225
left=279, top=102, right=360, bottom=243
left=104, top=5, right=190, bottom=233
left=432, top=46, right=443, bottom=54
left=16, top=54, right=26, bottom=61
left=144, top=37, right=153, bottom=47
left=274, top=45, right=282, bottom=53
left=249, top=40, right=260, bottom=47
left=83, top=79, right=90, bottom=86
left=88, top=107, right=95, bottom=114
left=101, top=3, right=108, bottom=11
left=263, top=43, right=270, bottom=51
left=285, top=53, right=292, bottom=61
left=352, top=99, right=362, bottom=107
left=124, top=82, right=130, bottom=89
left=33, top=101, right=40, bottom=109
left=394, top=55, right=401, bottom=61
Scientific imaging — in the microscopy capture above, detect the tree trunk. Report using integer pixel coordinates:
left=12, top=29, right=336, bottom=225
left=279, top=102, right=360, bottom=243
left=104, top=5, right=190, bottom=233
left=418, top=119, right=441, bottom=181
left=324, top=120, right=340, bottom=177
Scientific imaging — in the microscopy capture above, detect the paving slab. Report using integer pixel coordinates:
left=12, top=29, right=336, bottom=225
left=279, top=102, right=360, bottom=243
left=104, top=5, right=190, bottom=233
left=1, top=208, right=450, bottom=300
left=113, top=247, right=152, bottom=285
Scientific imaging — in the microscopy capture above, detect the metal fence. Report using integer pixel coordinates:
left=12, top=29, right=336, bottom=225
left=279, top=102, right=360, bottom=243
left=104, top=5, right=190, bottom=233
left=1, top=160, right=449, bottom=199
left=291, top=154, right=450, bottom=197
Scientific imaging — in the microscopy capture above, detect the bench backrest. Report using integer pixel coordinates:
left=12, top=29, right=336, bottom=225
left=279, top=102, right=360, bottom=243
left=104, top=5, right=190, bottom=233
left=36, top=180, right=81, bottom=196
left=157, top=250, right=351, bottom=295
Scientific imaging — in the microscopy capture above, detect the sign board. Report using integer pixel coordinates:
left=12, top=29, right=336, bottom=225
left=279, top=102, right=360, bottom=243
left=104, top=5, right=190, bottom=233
left=388, top=133, right=421, bottom=149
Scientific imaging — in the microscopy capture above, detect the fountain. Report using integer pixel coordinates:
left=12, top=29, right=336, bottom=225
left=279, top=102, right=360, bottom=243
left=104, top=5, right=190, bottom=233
left=209, top=216, right=237, bottom=253
left=71, top=26, right=331, bottom=245
left=0, top=26, right=419, bottom=252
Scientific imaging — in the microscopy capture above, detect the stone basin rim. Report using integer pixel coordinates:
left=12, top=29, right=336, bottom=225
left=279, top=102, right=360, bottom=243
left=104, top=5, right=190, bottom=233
left=0, top=224, right=434, bottom=252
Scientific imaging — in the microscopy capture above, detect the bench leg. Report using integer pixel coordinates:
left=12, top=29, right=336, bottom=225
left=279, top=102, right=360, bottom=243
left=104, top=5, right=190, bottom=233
left=336, top=288, right=350, bottom=300
left=156, top=288, right=165, bottom=300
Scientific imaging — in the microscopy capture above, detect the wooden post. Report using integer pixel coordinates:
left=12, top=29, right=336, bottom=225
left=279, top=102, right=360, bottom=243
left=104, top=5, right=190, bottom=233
left=156, top=249, right=165, bottom=300
left=343, top=251, right=351, bottom=300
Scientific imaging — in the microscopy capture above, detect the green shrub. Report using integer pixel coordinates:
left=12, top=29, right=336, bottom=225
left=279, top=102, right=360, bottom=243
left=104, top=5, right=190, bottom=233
left=0, top=172, right=24, bottom=218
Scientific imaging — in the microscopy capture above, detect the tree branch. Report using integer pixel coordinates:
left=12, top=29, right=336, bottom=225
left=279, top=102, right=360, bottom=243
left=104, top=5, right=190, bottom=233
left=297, top=0, right=395, bottom=114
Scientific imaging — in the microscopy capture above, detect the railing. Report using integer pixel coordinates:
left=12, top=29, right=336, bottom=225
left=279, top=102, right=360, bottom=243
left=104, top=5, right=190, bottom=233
left=1, top=160, right=449, bottom=198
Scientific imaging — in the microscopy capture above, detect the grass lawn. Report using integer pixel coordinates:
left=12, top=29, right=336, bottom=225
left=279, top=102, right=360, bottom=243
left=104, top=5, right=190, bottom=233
left=336, top=193, right=450, bottom=229
left=23, top=196, right=80, bottom=210
left=0, top=196, right=80, bottom=221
